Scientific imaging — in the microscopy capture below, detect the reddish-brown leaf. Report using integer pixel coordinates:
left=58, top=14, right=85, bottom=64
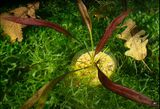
left=77, top=0, right=92, bottom=33
left=4, top=16, right=71, bottom=36
left=20, top=68, right=85, bottom=109
left=95, top=11, right=129, bottom=55
left=21, top=73, right=68, bottom=109
left=97, top=66, right=159, bottom=107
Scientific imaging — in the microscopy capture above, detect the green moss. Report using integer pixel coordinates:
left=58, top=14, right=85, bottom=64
left=0, top=0, right=159, bottom=109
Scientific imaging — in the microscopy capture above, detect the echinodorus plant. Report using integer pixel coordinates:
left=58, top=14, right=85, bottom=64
left=75, top=0, right=158, bottom=107
left=3, top=0, right=159, bottom=108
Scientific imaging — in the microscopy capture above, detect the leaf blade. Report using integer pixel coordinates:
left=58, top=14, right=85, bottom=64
left=77, top=0, right=92, bottom=33
left=20, top=73, right=68, bottom=109
left=4, top=16, right=72, bottom=36
left=95, top=11, right=129, bottom=55
left=20, top=68, right=85, bottom=109
left=97, top=66, right=159, bottom=107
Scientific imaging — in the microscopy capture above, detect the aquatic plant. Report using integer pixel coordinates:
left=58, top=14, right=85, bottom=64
left=3, top=0, right=159, bottom=108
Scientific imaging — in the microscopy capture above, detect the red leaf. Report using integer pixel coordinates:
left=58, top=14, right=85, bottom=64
left=77, top=0, right=92, bottom=33
left=21, top=73, right=68, bottom=109
left=20, top=68, right=86, bottom=109
left=4, top=16, right=71, bottom=36
left=95, top=11, right=129, bottom=55
left=97, top=66, right=159, bottom=107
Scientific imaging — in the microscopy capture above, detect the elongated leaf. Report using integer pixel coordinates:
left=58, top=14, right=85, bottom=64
left=36, top=94, right=48, bottom=109
left=4, top=16, right=71, bottom=36
left=21, top=73, right=68, bottom=109
left=95, top=11, right=129, bottom=55
left=77, top=0, right=92, bottom=33
left=97, top=66, right=159, bottom=107
left=20, top=68, right=86, bottom=109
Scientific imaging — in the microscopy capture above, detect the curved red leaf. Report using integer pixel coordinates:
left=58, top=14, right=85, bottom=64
left=21, top=73, right=68, bottom=109
left=20, top=68, right=89, bottom=109
left=77, top=0, right=92, bottom=33
left=97, top=67, right=159, bottom=107
left=95, top=10, right=129, bottom=55
left=4, top=16, right=71, bottom=36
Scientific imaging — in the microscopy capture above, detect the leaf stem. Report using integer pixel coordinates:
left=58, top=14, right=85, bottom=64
left=89, top=31, right=94, bottom=51
left=89, top=31, right=94, bottom=64
left=142, top=60, right=153, bottom=73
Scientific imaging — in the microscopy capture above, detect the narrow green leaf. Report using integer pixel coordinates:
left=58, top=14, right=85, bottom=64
left=97, top=66, right=159, bottom=107
left=95, top=11, right=129, bottom=55
left=4, top=16, right=71, bottom=36
left=77, top=0, right=92, bottom=33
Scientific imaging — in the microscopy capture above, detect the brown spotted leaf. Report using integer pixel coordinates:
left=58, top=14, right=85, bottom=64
left=95, top=10, right=129, bottom=55
left=77, top=0, right=92, bottom=33
left=124, top=31, right=148, bottom=60
left=97, top=66, right=159, bottom=107
left=118, top=19, right=148, bottom=60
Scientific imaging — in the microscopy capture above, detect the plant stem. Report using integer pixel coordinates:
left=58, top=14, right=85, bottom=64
left=89, top=31, right=94, bottom=63
left=89, top=31, right=94, bottom=51
left=142, top=60, right=153, bottom=73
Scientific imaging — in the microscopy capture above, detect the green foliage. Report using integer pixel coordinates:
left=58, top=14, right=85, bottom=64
left=0, top=0, right=159, bottom=109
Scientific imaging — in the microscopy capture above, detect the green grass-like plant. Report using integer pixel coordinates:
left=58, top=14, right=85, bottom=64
left=1, top=0, right=159, bottom=109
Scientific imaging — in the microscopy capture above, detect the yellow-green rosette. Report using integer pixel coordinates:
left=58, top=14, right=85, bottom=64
left=71, top=50, right=117, bottom=86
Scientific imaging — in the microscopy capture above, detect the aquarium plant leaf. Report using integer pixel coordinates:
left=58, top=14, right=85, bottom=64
left=36, top=94, right=48, bottom=109
left=0, top=2, right=39, bottom=42
left=95, top=10, right=129, bottom=55
left=21, top=73, right=68, bottom=109
left=4, top=16, right=72, bottom=37
left=20, top=68, right=84, bottom=109
left=97, top=66, right=159, bottom=107
left=77, top=0, right=92, bottom=34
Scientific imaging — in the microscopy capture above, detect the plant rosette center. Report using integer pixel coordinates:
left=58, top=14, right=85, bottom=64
left=71, top=50, right=117, bottom=86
